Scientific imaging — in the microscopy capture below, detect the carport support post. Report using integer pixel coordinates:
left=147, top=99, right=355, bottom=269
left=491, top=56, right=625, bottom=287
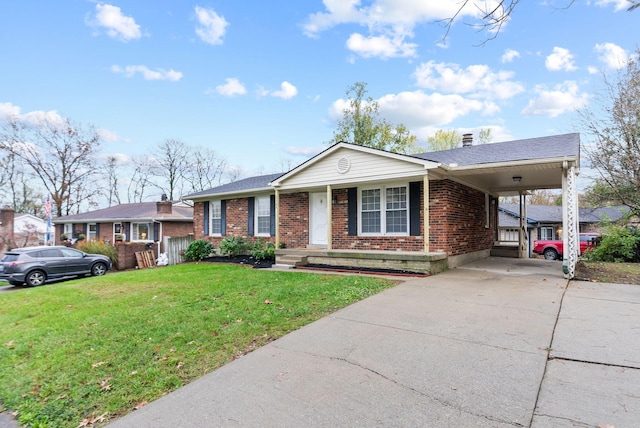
left=518, top=192, right=528, bottom=258
left=562, top=161, right=579, bottom=278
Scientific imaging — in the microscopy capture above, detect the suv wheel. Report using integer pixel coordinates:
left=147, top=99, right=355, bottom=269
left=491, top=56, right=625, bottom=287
left=91, top=262, right=107, bottom=276
left=543, top=248, right=558, bottom=260
left=26, top=270, right=46, bottom=287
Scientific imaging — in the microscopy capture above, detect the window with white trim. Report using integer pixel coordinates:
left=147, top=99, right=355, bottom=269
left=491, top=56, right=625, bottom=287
left=210, top=200, right=222, bottom=235
left=63, top=223, right=72, bottom=236
left=360, top=185, right=408, bottom=235
left=133, top=222, right=152, bottom=241
left=540, top=227, right=554, bottom=240
left=255, top=196, right=270, bottom=236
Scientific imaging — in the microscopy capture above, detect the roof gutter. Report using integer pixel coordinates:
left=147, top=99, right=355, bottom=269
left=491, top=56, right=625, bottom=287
left=444, top=156, right=578, bottom=172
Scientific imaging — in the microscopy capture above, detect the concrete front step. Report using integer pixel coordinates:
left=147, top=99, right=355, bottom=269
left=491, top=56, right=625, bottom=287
left=274, top=255, right=308, bottom=268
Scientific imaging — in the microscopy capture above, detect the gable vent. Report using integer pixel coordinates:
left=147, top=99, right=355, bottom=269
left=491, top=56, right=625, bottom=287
left=337, top=157, right=351, bottom=174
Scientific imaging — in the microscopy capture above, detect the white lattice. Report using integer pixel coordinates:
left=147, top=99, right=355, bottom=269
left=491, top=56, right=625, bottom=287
left=563, top=163, right=579, bottom=278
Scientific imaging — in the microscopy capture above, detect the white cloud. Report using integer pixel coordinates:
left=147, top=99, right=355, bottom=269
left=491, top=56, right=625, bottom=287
left=194, top=6, right=229, bottom=45
left=413, top=61, right=524, bottom=100
left=522, top=81, right=588, bottom=118
left=214, top=78, right=247, bottom=97
left=587, top=66, right=599, bottom=74
left=501, top=49, right=520, bottom=63
left=545, top=47, right=577, bottom=71
left=88, top=4, right=141, bottom=42
left=97, top=128, right=121, bottom=142
left=302, top=1, right=483, bottom=60
left=269, top=82, right=298, bottom=100
left=594, top=42, right=629, bottom=69
left=111, top=65, right=183, bottom=81
left=0, top=102, right=21, bottom=120
left=0, top=103, right=64, bottom=127
left=328, top=90, right=491, bottom=131
left=346, top=32, right=417, bottom=59
left=595, top=0, right=631, bottom=11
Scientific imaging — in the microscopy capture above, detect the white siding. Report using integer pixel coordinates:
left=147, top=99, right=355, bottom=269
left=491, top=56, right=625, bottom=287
left=278, top=148, right=434, bottom=190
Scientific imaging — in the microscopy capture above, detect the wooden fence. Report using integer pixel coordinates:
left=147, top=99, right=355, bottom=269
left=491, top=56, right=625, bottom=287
left=164, top=235, right=194, bottom=265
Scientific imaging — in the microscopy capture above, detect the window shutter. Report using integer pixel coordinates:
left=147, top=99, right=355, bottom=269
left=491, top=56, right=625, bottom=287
left=153, top=223, right=160, bottom=242
left=82, top=223, right=87, bottom=236
left=124, top=222, right=131, bottom=242
left=58, top=224, right=64, bottom=240
left=203, top=201, right=210, bottom=235
left=95, top=224, right=100, bottom=239
left=248, top=197, right=255, bottom=236
left=409, top=182, right=421, bottom=236
left=348, top=187, right=357, bottom=236
left=270, top=195, right=276, bottom=236
left=221, top=200, right=227, bottom=236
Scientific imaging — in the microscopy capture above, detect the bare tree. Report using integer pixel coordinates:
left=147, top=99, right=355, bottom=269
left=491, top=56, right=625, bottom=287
left=127, top=156, right=155, bottom=203
left=0, top=115, right=102, bottom=217
left=104, top=155, right=122, bottom=207
left=185, top=145, right=227, bottom=193
left=444, top=1, right=637, bottom=43
left=580, top=51, right=640, bottom=212
left=0, top=150, right=44, bottom=214
left=150, top=139, right=190, bottom=200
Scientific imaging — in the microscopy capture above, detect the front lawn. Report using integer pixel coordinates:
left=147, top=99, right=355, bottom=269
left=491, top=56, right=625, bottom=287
left=0, top=264, right=395, bottom=427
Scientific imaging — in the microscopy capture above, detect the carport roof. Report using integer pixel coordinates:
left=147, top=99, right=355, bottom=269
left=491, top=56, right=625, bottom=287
left=413, top=133, right=579, bottom=166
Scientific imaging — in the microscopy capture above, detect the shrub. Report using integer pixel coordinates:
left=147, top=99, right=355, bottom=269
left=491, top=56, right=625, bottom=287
left=77, top=241, right=119, bottom=269
left=252, top=238, right=276, bottom=262
left=219, top=236, right=251, bottom=258
left=184, top=239, right=215, bottom=262
left=583, top=225, right=640, bottom=263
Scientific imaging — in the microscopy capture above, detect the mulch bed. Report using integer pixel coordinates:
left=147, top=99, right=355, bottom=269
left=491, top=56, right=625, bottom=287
left=202, top=255, right=274, bottom=269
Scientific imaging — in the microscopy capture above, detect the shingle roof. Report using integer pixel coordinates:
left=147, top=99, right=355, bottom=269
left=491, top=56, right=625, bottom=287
left=499, top=203, right=629, bottom=225
left=413, top=133, right=580, bottom=166
left=183, top=173, right=283, bottom=199
left=53, top=202, right=193, bottom=223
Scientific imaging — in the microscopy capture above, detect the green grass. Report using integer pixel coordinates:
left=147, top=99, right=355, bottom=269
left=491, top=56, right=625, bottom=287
left=0, top=264, right=396, bottom=427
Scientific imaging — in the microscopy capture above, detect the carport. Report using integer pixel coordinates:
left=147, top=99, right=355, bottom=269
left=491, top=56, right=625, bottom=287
left=419, top=133, right=580, bottom=278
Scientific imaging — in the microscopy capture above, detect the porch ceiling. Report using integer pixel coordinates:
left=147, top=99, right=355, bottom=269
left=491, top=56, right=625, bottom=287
left=447, top=160, right=568, bottom=196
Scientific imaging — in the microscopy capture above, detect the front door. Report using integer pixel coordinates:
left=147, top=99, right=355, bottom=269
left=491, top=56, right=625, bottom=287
left=310, top=192, right=328, bottom=246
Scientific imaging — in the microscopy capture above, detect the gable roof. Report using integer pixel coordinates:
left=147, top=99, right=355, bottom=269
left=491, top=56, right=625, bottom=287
left=53, top=202, right=193, bottom=223
left=183, top=173, right=282, bottom=200
left=414, top=133, right=580, bottom=167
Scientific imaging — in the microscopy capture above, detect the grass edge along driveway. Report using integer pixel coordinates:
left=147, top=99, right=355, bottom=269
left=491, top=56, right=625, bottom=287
left=0, top=263, right=396, bottom=428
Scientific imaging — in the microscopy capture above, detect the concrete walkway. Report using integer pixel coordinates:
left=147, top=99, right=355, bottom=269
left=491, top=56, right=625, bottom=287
left=101, top=257, right=639, bottom=427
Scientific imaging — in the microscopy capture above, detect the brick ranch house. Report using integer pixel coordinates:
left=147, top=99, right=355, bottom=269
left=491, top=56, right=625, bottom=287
left=184, top=133, right=581, bottom=277
left=53, top=199, right=194, bottom=268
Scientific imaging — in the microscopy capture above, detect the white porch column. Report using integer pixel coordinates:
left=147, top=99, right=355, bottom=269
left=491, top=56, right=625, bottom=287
left=518, top=192, right=528, bottom=258
left=423, top=175, right=429, bottom=252
left=326, top=185, right=332, bottom=250
left=562, top=161, right=579, bottom=278
left=274, top=189, right=280, bottom=249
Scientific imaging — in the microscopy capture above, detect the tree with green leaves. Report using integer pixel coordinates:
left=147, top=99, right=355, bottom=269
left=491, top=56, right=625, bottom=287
left=427, top=128, right=493, bottom=151
left=327, top=82, right=418, bottom=154
left=580, top=50, right=640, bottom=213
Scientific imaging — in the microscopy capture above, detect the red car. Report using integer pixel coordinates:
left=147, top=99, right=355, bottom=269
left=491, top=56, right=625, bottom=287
left=532, top=233, right=600, bottom=260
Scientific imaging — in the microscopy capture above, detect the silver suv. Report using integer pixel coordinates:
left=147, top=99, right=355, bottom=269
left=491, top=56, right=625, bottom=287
left=0, top=246, right=111, bottom=287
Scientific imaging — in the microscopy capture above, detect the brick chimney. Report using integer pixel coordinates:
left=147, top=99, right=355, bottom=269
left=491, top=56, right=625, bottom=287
left=462, top=133, right=473, bottom=147
left=156, top=195, right=172, bottom=214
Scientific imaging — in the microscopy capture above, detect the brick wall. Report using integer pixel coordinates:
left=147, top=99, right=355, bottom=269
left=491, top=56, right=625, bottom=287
left=191, top=179, right=495, bottom=256
left=429, top=179, right=495, bottom=256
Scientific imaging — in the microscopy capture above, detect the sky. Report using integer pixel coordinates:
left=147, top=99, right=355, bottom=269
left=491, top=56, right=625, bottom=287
left=0, top=0, right=637, bottom=184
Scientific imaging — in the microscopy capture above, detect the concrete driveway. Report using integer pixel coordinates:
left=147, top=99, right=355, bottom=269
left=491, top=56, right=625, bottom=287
left=108, top=258, right=640, bottom=427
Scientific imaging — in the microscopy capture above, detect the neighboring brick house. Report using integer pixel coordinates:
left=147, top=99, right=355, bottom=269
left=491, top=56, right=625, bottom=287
left=53, top=199, right=194, bottom=253
left=499, top=203, right=631, bottom=247
left=184, top=133, right=582, bottom=275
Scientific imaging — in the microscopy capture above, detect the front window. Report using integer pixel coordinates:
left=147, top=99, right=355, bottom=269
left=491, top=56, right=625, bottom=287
left=360, top=185, right=408, bottom=235
left=88, top=223, right=97, bottom=241
left=255, top=196, right=270, bottom=236
left=133, top=223, right=151, bottom=241
left=210, top=200, right=222, bottom=235
left=540, top=227, right=554, bottom=240
left=63, top=224, right=72, bottom=236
